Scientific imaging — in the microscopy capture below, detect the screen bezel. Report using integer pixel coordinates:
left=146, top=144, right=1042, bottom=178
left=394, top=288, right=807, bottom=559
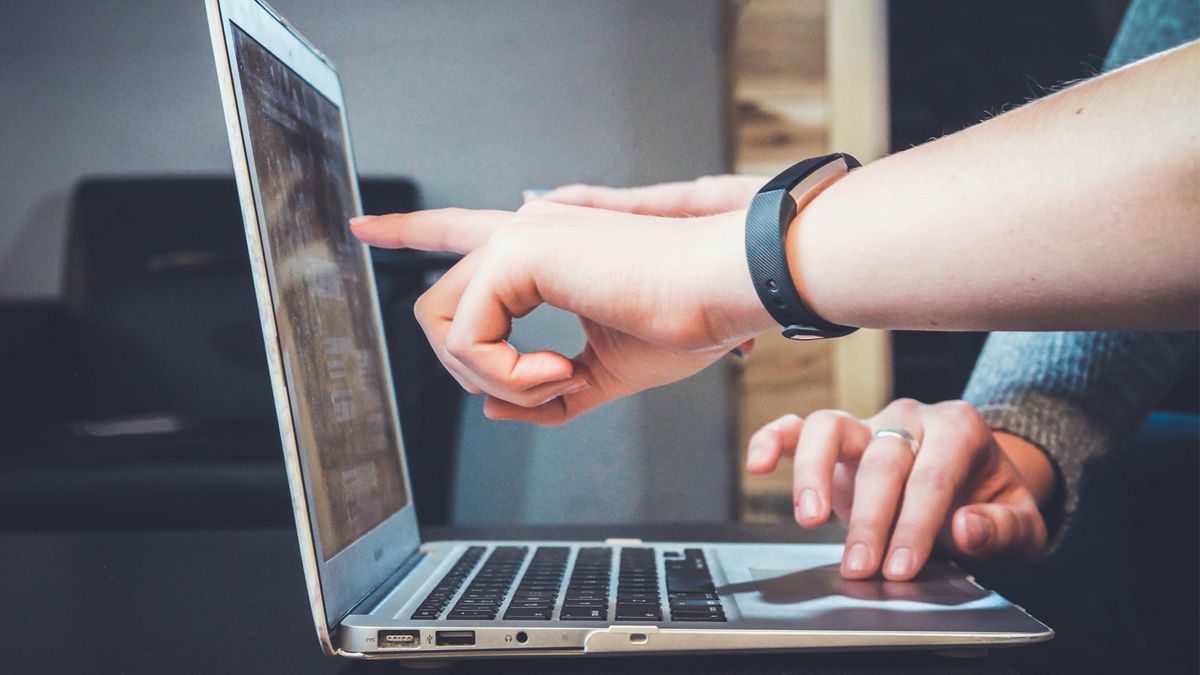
left=207, top=0, right=420, bottom=642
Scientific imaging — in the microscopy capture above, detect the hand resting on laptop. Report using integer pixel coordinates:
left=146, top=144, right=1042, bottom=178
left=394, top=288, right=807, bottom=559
left=744, top=398, right=1054, bottom=582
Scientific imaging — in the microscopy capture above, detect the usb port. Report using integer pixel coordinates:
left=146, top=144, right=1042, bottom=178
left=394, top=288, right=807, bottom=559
left=377, top=630, right=420, bottom=648
left=435, top=630, right=475, bottom=646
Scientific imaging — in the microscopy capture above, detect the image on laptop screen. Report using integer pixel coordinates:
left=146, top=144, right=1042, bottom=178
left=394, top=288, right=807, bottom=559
left=232, top=25, right=407, bottom=560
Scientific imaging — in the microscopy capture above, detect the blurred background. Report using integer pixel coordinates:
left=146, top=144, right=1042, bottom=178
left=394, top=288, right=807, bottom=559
left=0, top=0, right=1139, bottom=532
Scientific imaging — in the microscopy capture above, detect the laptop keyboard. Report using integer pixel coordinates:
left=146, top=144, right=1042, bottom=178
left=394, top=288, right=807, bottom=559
left=559, top=546, right=613, bottom=621
left=411, top=545, right=726, bottom=623
left=446, top=546, right=527, bottom=620
left=410, top=546, right=486, bottom=620
left=503, top=546, right=570, bottom=620
left=614, top=548, right=662, bottom=621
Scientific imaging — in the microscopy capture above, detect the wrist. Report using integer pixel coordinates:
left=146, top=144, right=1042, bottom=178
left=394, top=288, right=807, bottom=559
left=783, top=170, right=853, bottom=327
left=993, top=430, right=1058, bottom=507
left=698, top=210, right=779, bottom=342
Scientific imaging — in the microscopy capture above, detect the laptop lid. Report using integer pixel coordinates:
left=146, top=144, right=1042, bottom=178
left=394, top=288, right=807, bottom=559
left=206, top=0, right=420, bottom=649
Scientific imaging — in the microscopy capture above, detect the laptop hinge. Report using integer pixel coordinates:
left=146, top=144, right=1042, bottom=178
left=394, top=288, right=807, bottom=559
left=343, top=549, right=427, bottom=619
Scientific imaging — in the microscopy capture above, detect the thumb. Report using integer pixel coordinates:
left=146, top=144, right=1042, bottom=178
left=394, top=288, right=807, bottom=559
left=951, top=501, right=1047, bottom=561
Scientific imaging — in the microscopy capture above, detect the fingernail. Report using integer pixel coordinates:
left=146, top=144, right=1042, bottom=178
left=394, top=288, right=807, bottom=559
left=522, top=189, right=551, bottom=203
left=964, top=512, right=992, bottom=549
left=846, top=542, right=871, bottom=573
left=349, top=215, right=378, bottom=226
left=799, top=489, right=820, bottom=521
left=887, top=547, right=913, bottom=577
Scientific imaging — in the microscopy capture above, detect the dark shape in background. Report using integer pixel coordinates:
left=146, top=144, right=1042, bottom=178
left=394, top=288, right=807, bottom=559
left=0, top=176, right=464, bottom=529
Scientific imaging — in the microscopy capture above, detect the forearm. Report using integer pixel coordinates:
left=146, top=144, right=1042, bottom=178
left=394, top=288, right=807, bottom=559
left=791, top=40, right=1200, bottom=331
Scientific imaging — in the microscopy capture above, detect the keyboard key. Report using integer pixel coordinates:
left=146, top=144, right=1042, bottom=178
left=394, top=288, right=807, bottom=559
left=508, top=601, right=552, bottom=609
left=562, top=599, right=608, bottom=608
left=616, top=596, right=659, bottom=605
left=669, top=597, right=722, bottom=608
left=560, top=607, right=607, bottom=620
left=615, top=605, right=662, bottom=621
left=447, top=610, right=495, bottom=620
left=503, top=607, right=552, bottom=620
left=670, top=613, right=726, bottom=622
left=670, top=605, right=724, bottom=617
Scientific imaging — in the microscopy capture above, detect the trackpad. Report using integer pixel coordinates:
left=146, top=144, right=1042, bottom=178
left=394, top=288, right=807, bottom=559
left=747, top=565, right=985, bottom=606
left=711, top=544, right=1005, bottom=628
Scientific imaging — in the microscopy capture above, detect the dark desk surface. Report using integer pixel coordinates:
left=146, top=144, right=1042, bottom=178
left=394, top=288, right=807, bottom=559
left=0, top=523, right=1029, bottom=674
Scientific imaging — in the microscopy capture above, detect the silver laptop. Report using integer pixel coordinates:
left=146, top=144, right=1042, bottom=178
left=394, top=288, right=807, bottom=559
left=206, top=0, right=1052, bottom=660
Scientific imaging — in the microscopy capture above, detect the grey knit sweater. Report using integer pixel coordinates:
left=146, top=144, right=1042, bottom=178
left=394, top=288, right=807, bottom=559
left=962, top=0, right=1199, bottom=548
left=964, top=332, right=1197, bottom=543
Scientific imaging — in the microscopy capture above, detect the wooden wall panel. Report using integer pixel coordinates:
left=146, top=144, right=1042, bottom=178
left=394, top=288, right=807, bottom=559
left=729, top=0, right=892, bottom=522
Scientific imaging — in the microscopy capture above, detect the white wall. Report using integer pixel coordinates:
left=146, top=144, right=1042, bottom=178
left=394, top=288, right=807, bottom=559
left=0, top=0, right=734, bottom=523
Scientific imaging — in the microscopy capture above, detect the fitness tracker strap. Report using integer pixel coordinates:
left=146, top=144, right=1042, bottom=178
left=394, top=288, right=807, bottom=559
left=744, top=152, right=860, bottom=340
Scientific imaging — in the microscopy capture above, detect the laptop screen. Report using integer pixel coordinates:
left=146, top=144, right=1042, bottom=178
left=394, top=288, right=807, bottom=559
left=233, top=25, right=408, bottom=560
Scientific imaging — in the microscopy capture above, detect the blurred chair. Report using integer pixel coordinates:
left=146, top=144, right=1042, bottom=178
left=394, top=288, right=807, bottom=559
left=0, top=175, right=462, bottom=529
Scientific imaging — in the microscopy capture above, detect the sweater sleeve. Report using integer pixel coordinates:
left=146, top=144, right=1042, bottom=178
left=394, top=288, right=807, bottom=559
left=963, top=331, right=1198, bottom=549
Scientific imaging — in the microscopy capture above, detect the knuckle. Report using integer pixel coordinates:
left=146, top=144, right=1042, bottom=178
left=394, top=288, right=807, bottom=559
left=558, top=182, right=589, bottom=194
left=443, top=332, right=472, bottom=362
left=886, top=397, right=922, bottom=416
left=516, top=199, right=556, bottom=216
left=487, top=222, right=523, bottom=248
left=764, top=413, right=801, bottom=434
left=625, top=188, right=650, bottom=211
left=807, top=409, right=847, bottom=430
left=807, top=409, right=836, bottom=423
left=934, top=400, right=985, bottom=431
left=907, top=466, right=956, bottom=494
left=413, top=289, right=431, bottom=315
left=412, top=293, right=436, bottom=332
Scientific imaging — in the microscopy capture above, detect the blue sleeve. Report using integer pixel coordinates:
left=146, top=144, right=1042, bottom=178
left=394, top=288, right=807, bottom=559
left=963, top=331, right=1198, bottom=548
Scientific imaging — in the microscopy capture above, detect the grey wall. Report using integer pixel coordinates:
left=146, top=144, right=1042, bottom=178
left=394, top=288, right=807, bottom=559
left=0, top=0, right=734, bottom=524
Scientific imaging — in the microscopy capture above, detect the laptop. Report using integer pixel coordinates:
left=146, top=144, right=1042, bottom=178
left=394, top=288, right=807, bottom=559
left=206, top=0, right=1052, bottom=660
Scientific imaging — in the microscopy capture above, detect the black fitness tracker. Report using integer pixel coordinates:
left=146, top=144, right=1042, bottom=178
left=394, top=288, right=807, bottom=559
left=744, top=153, right=861, bottom=340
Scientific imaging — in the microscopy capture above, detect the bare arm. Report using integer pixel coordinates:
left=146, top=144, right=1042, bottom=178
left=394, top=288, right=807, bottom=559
left=793, top=40, right=1200, bottom=331
left=352, top=42, right=1199, bottom=427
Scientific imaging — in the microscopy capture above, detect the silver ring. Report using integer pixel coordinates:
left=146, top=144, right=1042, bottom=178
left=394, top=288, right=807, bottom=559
left=872, top=427, right=919, bottom=455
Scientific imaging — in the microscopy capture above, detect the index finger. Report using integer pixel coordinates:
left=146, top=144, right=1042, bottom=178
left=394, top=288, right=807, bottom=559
left=350, top=208, right=514, bottom=254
